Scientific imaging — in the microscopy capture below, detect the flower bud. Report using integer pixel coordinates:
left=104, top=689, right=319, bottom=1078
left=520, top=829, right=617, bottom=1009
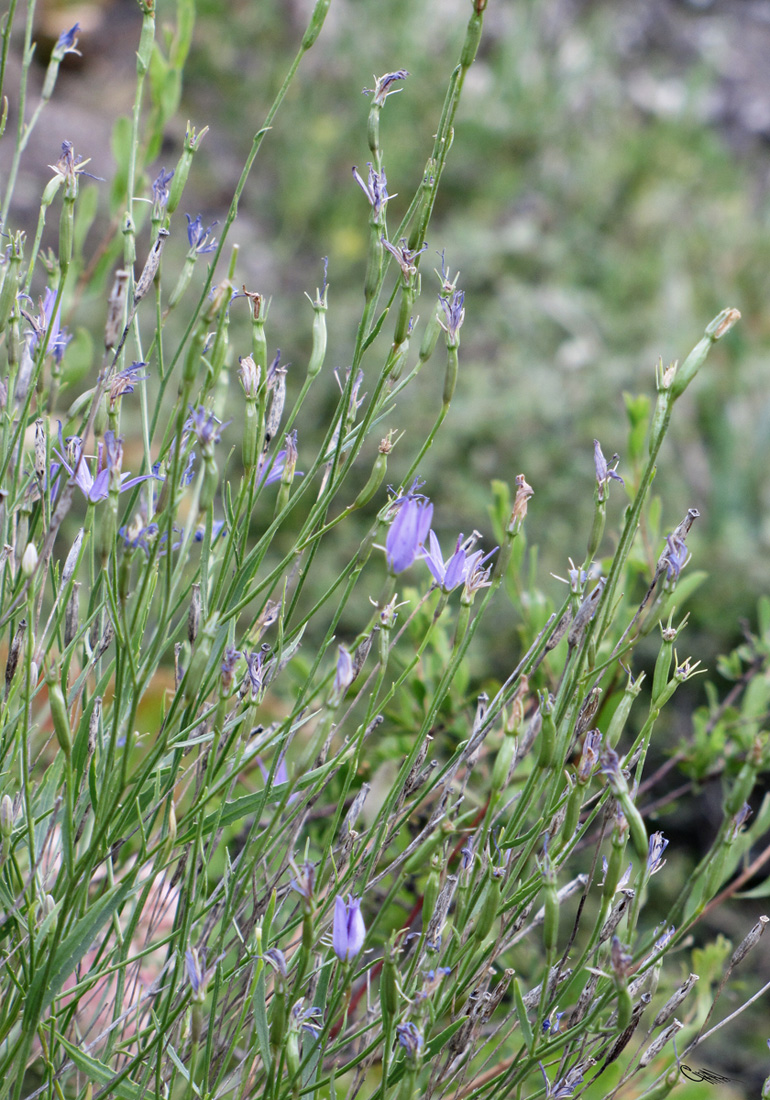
left=21, top=543, right=38, bottom=578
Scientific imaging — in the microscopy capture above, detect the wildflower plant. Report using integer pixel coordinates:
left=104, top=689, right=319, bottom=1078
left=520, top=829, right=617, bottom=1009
left=0, top=3, right=769, bottom=1100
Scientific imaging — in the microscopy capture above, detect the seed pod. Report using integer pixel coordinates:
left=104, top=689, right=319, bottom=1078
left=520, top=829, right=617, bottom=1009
left=460, top=9, right=484, bottom=69
left=134, top=228, right=169, bottom=305
left=491, top=732, right=516, bottom=796
left=380, top=940, right=399, bottom=1028
left=104, top=269, right=129, bottom=349
left=537, top=692, right=556, bottom=769
left=301, top=0, right=331, bottom=49
left=724, top=759, right=758, bottom=816
left=653, top=973, right=698, bottom=1028
left=5, top=619, right=26, bottom=699
left=64, top=583, right=80, bottom=647
left=188, top=584, right=201, bottom=645
left=542, top=878, right=559, bottom=955
left=443, top=344, right=458, bottom=408
left=364, top=227, right=383, bottom=303
left=307, top=287, right=328, bottom=379
left=473, top=871, right=500, bottom=943
left=59, top=196, right=74, bottom=274
left=198, top=454, right=219, bottom=514
left=167, top=125, right=208, bottom=215
left=45, top=664, right=72, bottom=759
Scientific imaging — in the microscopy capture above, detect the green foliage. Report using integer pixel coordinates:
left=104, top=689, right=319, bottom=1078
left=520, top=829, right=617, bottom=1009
left=0, top=3, right=768, bottom=1100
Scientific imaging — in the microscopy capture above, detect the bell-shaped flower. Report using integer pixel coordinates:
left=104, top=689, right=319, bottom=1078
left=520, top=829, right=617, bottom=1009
left=54, top=426, right=159, bottom=503
left=423, top=530, right=495, bottom=593
left=332, top=894, right=365, bottom=962
left=385, top=483, right=433, bottom=573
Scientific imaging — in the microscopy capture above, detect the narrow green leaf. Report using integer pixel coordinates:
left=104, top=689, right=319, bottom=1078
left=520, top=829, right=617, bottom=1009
left=24, top=879, right=135, bottom=1028
left=55, top=1034, right=146, bottom=1099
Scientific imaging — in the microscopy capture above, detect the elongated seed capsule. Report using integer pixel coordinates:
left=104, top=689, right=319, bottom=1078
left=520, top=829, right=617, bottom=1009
left=421, top=856, right=441, bottom=929
left=105, top=269, right=129, bottom=349
left=543, top=878, right=559, bottom=955
left=46, top=665, right=72, bottom=758
left=602, top=828, right=628, bottom=903
left=64, top=583, right=80, bottom=647
left=265, top=367, right=286, bottom=444
left=671, top=308, right=740, bottom=400
left=621, top=796, right=648, bottom=863
left=474, top=872, right=500, bottom=942
left=364, top=226, right=383, bottom=303
left=652, top=628, right=676, bottom=705
left=350, top=440, right=390, bottom=510
left=393, top=283, right=415, bottom=349
left=380, top=940, right=399, bottom=1027
left=724, top=759, right=758, bottom=816
left=307, top=293, right=328, bottom=380
left=460, top=9, right=484, bottom=69
left=538, top=692, right=556, bottom=769
left=729, top=914, right=769, bottom=968
left=0, top=237, right=23, bottom=335
left=270, top=985, right=286, bottom=1055
left=403, top=826, right=449, bottom=876
left=302, top=0, right=331, bottom=49
left=134, top=229, right=169, bottom=305
left=59, top=196, right=74, bottom=276
left=198, top=454, right=219, bottom=514
left=560, top=782, right=581, bottom=846
left=182, top=327, right=206, bottom=386
left=167, top=125, right=209, bottom=215
left=653, top=973, right=698, bottom=1028
left=606, top=676, right=644, bottom=750
left=188, top=584, right=201, bottom=645
left=443, top=344, right=458, bottom=408
left=491, top=732, right=517, bottom=795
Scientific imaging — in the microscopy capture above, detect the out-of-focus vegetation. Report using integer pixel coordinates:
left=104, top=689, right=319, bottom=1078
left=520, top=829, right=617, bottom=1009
left=179, top=0, right=770, bottom=670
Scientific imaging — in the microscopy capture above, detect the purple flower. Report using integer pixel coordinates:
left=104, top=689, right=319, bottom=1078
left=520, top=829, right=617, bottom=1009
left=54, top=426, right=159, bottom=503
left=647, top=831, right=668, bottom=875
left=220, top=646, right=241, bottom=692
left=332, top=895, right=366, bottom=962
left=185, top=948, right=206, bottom=1002
left=184, top=405, right=230, bottom=448
left=119, top=521, right=181, bottom=556
left=662, top=533, right=690, bottom=583
left=551, top=1065, right=585, bottom=1098
left=577, top=729, right=602, bottom=783
left=423, top=530, right=493, bottom=593
left=593, top=439, right=624, bottom=501
left=25, top=288, right=72, bottom=362
left=194, top=519, right=226, bottom=542
left=352, top=164, right=390, bottom=219
left=438, top=290, right=465, bottom=345
left=152, top=168, right=174, bottom=212
left=396, top=1021, right=423, bottom=1056
left=53, top=23, right=81, bottom=58
left=292, top=1001, right=323, bottom=1036
left=542, top=1012, right=565, bottom=1034
left=242, top=648, right=269, bottom=700
left=257, top=447, right=303, bottom=487
left=382, top=236, right=428, bottom=282
left=110, top=361, right=149, bottom=406
left=186, top=214, right=218, bottom=254
left=364, top=70, right=410, bottom=107
left=386, top=482, right=433, bottom=573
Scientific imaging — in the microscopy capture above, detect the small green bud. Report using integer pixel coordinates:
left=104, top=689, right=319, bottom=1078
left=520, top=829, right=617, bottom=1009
left=45, top=664, right=72, bottom=759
